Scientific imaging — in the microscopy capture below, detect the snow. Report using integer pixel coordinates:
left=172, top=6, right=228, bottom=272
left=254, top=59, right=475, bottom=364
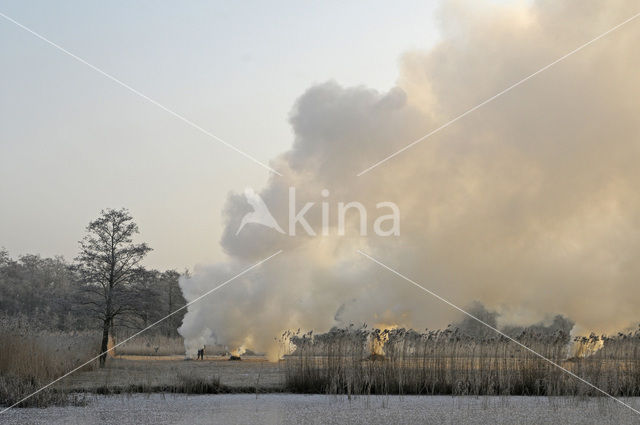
left=2, top=394, right=638, bottom=425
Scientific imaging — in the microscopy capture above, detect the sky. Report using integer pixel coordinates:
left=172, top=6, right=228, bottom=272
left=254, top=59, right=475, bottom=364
left=7, top=0, right=640, bottom=353
left=0, top=0, right=443, bottom=270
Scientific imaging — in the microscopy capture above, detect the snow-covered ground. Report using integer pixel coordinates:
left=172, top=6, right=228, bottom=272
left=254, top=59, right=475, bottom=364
left=2, top=394, right=639, bottom=424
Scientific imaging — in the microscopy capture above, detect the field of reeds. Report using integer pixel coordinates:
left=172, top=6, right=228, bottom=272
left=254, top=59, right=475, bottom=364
left=0, top=318, right=101, bottom=407
left=283, top=326, right=640, bottom=397
left=5, top=319, right=640, bottom=408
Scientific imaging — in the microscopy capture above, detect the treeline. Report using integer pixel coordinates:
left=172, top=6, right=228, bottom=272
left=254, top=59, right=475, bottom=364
left=0, top=250, right=186, bottom=336
left=0, top=250, right=86, bottom=331
left=0, top=205, right=195, bottom=407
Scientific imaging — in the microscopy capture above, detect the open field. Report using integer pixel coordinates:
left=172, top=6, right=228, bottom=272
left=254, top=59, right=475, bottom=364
left=3, top=394, right=640, bottom=425
left=56, top=356, right=284, bottom=393
left=111, top=334, right=186, bottom=357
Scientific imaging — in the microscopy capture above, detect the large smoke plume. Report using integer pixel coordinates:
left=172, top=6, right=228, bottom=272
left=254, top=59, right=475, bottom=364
left=179, top=0, right=640, bottom=359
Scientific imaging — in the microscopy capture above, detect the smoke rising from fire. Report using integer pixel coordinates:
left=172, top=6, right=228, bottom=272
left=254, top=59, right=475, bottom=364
left=179, top=0, right=640, bottom=359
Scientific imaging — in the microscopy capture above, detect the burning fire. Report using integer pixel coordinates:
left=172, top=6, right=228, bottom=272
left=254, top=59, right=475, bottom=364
left=371, top=323, right=398, bottom=356
left=572, top=334, right=604, bottom=358
left=230, top=346, right=246, bottom=357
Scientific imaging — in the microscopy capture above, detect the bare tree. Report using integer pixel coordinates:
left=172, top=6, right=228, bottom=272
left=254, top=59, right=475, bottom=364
left=76, top=208, right=151, bottom=367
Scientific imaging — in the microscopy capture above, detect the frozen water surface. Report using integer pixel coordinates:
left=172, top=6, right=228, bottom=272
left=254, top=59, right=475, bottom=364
left=2, top=394, right=639, bottom=424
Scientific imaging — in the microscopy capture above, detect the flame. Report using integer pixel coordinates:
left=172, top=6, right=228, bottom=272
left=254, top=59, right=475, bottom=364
left=107, top=335, right=116, bottom=357
left=371, top=323, right=398, bottom=356
left=230, top=335, right=257, bottom=357
left=230, top=345, right=246, bottom=356
left=373, top=323, right=399, bottom=331
left=573, top=335, right=604, bottom=358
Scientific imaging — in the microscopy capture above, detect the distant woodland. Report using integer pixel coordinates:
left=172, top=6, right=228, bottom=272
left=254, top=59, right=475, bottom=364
left=0, top=209, right=187, bottom=338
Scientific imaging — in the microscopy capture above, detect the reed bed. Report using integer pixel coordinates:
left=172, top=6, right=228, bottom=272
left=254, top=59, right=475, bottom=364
left=284, top=326, right=640, bottom=397
left=0, top=322, right=100, bottom=407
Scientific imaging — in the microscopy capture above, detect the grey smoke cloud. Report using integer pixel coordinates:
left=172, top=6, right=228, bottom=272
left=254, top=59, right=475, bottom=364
left=179, top=0, right=640, bottom=358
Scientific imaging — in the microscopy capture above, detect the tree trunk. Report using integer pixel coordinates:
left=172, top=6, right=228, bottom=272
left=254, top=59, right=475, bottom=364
left=100, top=280, right=114, bottom=368
left=99, top=318, right=110, bottom=367
left=167, top=284, right=173, bottom=337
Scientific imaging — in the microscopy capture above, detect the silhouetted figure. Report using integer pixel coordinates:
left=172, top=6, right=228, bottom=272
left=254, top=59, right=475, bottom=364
left=197, top=346, right=205, bottom=360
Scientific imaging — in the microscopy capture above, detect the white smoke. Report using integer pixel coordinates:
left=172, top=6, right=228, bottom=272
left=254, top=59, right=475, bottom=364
left=179, top=0, right=640, bottom=359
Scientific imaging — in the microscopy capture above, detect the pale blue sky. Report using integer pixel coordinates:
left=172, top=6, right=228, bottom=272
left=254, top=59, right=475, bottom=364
left=1, top=1, right=524, bottom=269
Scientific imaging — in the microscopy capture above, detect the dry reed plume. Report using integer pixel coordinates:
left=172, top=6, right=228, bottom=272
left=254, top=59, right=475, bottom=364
left=0, top=318, right=100, bottom=407
left=283, top=325, right=640, bottom=397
